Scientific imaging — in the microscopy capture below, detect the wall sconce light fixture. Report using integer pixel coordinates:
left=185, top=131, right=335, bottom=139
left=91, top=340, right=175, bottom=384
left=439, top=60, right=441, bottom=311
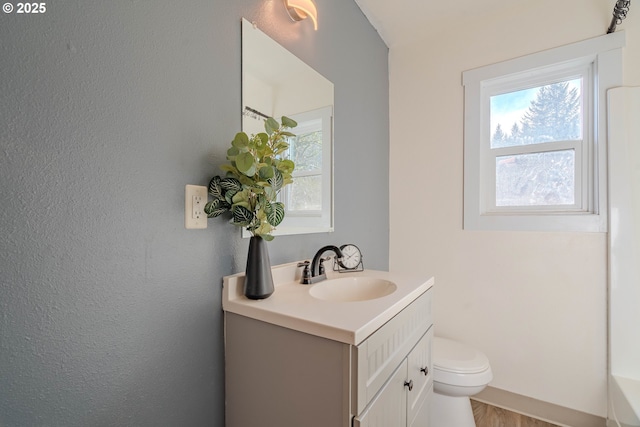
left=283, top=0, right=318, bottom=30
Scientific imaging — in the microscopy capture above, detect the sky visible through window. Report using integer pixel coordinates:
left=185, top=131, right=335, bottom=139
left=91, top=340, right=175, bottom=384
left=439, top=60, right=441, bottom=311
left=490, top=79, right=581, bottom=139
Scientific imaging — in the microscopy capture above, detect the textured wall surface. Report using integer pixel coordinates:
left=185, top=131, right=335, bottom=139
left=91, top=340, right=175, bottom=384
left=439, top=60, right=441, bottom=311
left=0, top=1, right=389, bottom=425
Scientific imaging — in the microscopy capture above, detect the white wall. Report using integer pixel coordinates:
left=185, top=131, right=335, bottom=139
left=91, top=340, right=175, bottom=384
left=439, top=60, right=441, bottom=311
left=0, top=0, right=389, bottom=424
left=389, top=0, right=639, bottom=417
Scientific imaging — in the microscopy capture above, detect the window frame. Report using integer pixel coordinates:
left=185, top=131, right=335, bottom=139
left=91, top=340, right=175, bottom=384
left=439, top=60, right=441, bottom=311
left=463, top=32, right=625, bottom=232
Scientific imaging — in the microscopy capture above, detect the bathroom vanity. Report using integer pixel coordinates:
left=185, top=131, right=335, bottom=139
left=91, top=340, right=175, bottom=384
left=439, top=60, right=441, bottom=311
left=222, top=262, right=434, bottom=427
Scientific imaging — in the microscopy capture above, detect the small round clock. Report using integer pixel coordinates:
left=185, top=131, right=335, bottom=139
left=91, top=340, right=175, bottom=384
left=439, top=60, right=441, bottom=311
left=339, top=244, right=362, bottom=270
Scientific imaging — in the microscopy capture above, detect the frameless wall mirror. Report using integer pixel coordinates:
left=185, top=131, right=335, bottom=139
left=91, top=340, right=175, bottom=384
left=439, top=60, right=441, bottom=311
left=241, top=18, right=334, bottom=236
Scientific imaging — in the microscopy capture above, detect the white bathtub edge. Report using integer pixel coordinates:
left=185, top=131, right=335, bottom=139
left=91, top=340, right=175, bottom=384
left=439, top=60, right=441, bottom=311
left=610, top=375, right=640, bottom=427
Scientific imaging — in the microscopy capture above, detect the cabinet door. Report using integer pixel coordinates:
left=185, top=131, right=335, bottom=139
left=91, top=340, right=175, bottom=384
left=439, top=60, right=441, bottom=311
left=353, top=360, right=408, bottom=427
left=407, top=327, right=433, bottom=427
left=409, top=388, right=432, bottom=427
left=355, top=289, right=433, bottom=414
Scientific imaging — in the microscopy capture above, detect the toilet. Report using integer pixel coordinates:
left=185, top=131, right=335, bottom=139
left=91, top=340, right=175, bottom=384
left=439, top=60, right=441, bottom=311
left=431, top=337, right=493, bottom=427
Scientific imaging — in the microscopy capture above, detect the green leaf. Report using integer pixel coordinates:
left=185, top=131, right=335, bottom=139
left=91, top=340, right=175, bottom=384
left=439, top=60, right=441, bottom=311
left=272, top=147, right=288, bottom=157
left=208, top=176, right=223, bottom=199
left=253, top=219, right=274, bottom=238
left=268, top=169, right=284, bottom=192
left=237, top=174, right=255, bottom=187
left=233, top=201, right=251, bottom=210
left=226, top=146, right=240, bottom=158
left=236, top=152, right=256, bottom=176
left=281, top=116, right=297, bottom=128
left=224, top=189, right=237, bottom=205
left=231, top=190, right=249, bottom=205
left=252, top=133, right=267, bottom=150
left=232, top=205, right=254, bottom=226
left=232, top=132, right=249, bottom=148
left=278, top=159, right=295, bottom=174
left=220, top=177, right=242, bottom=192
left=259, top=166, right=274, bottom=180
left=266, top=202, right=285, bottom=226
left=261, top=234, right=275, bottom=241
left=204, top=199, right=230, bottom=218
left=280, top=131, right=296, bottom=137
left=265, top=117, right=279, bottom=135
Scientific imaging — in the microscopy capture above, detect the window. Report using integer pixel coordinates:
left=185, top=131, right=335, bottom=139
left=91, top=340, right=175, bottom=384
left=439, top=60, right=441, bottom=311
left=280, top=106, right=333, bottom=233
left=285, top=117, right=325, bottom=212
left=463, top=32, right=624, bottom=232
left=489, top=71, right=588, bottom=212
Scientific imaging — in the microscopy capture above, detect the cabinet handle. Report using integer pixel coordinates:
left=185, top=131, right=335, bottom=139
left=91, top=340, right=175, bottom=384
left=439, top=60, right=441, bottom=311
left=420, top=366, right=429, bottom=376
left=404, top=380, right=414, bottom=391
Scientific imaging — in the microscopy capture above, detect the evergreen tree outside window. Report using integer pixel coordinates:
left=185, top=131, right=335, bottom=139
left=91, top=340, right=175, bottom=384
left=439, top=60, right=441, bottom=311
left=490, top=80, right=582, bottom=148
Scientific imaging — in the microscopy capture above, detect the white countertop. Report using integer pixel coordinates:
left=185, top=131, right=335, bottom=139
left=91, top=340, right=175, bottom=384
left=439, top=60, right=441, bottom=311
left=222, top=261, right=434, bottom=345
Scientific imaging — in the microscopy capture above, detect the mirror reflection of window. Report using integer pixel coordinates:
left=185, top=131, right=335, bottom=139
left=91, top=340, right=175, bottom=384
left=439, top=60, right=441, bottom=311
left=279, top=106, right=333, bottom=231
left=286, top=118, right=323, bottom=213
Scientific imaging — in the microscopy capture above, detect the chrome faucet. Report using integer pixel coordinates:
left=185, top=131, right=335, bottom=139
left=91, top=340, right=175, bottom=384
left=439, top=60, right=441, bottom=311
left=300, top=245, right=344, bottom=284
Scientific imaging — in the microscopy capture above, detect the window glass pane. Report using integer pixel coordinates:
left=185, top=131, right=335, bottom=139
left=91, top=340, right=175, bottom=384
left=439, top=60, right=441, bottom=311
left=490, top=78, right=582, bottom=148
left=287, top=175, right=322, bottom=211
left=496, top=150, right=575, bottom=207
left=291, top=127, right=322, bottom=172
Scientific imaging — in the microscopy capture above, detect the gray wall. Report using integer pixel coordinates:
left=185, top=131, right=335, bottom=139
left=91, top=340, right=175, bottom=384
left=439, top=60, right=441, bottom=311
left=0, top=1, right=388, bottom=425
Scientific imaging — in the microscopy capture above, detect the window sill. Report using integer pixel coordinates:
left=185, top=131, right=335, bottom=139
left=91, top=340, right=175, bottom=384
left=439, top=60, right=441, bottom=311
left=464, top=211, right=607, bottom=233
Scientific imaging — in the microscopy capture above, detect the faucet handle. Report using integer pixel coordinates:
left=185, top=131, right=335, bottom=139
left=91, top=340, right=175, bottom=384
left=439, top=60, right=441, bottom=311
left=318, top=256, right=336, bottom=275
left=297, top=260, right=311, bottom=284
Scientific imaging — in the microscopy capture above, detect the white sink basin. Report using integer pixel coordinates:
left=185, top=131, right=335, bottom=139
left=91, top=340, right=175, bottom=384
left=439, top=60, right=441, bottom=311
left=309, top=276, right=398, bottom=302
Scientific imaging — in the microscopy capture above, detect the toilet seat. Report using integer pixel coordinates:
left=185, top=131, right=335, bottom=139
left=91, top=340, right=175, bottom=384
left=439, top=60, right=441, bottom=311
left=432, top=337, right=493, bottom=427
left=434, top=337, right=490, bottom=373
left=433, top=337, right=493, bottom=387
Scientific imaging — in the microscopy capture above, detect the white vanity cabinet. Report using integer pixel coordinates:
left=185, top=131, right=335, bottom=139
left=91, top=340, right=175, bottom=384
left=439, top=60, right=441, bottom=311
left=224, top=285, right=433, bottom=427
left=354, top=327, right=433, bottom=427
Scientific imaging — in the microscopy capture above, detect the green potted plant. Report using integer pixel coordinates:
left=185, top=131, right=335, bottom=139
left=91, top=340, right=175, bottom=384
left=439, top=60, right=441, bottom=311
left=205, top=116, right=297, bottom=299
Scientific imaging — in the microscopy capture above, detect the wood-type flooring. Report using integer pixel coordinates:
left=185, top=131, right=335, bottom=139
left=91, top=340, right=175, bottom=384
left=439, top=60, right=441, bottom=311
left=472, top=399, right=562, bottom=427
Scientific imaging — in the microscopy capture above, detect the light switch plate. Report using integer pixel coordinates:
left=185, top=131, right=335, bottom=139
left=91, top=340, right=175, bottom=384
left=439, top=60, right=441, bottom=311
left=185, top=185, right=208, bottom=229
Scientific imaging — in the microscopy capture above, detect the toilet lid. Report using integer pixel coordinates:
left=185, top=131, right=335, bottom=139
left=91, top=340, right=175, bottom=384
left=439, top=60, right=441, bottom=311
left=433, top=337, right=490, bottom=374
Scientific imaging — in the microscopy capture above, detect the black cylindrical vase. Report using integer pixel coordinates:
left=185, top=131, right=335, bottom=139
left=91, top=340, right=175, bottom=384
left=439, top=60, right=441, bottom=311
left=244, top=236, right=275, bottom=300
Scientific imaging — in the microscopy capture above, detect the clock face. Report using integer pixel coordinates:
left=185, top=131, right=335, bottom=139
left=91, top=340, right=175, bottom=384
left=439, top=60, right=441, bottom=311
left=340, top=244, right=362, bottom=270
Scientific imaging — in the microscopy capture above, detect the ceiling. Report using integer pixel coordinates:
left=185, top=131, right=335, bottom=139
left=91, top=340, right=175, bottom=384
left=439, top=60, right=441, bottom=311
left=353, top=0, right=536, bottom=47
